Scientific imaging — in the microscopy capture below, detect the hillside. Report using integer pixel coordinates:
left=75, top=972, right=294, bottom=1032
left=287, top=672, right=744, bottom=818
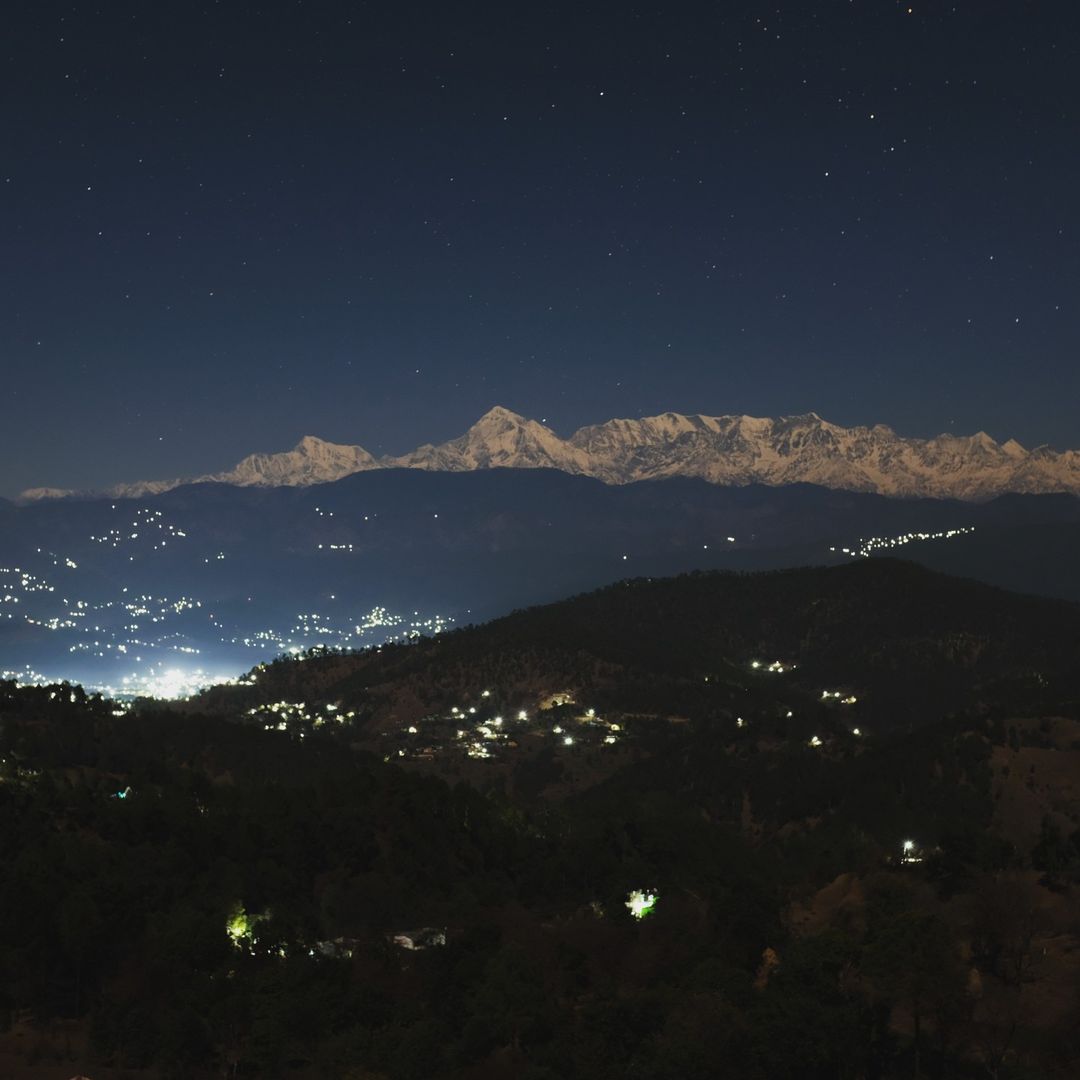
left=196, top=559, right=1080, bottom=742
left=4, top=561, right=1080, bottom=1077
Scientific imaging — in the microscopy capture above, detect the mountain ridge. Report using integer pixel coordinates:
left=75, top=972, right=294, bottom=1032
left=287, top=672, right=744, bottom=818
left=19, top=406, right=1080, bottom=502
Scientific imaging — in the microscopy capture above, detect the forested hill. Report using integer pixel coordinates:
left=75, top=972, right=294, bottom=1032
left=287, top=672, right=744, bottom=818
left=4, top=560, right=1080, bottom=1077
left=197, top=559, right=1080, bottom=731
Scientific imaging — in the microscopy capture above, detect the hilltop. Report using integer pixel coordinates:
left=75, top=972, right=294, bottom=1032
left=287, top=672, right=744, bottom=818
left=196, top=559, right=1080, bottom=743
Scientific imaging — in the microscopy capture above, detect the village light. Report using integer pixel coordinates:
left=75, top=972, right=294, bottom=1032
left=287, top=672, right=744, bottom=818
left=625, top=889, right=658, bottom=919
left=226, top=906, right=253, bottom=947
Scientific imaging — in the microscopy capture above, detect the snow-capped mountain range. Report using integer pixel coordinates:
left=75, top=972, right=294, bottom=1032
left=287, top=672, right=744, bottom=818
left=19, top=406, right=1080, bottom=502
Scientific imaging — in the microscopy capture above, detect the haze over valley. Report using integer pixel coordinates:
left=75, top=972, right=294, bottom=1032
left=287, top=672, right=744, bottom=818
left=5, top=454, right=1080, bottom=694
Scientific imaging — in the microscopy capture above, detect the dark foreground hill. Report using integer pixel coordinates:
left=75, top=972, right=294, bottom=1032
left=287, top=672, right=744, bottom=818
left=3, top=560, right=1080, bottom=1079
left=198, top=558, right=1080, bottom=737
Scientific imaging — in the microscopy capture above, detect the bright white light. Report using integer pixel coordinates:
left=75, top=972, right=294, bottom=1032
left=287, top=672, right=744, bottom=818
left=625, top=889, right=658, bottom=919
left=148, top=668, right=197, bottom=699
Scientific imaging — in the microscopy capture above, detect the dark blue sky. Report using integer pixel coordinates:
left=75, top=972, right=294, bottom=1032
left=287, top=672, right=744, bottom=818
left=3, top=1, right=1079, bottom=496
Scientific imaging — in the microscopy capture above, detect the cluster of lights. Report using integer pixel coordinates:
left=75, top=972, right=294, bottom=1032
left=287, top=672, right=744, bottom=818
left=89, top=507, right=187, bottom=551
left=388, top=694, right=626, bottom=764
left=32, top=550, right=79, bottom=570
left=750, top=659, right=796, bottom=674
left=5, top=552, right=209, bottom=668
left=3, top=508, right=464, bottom=694
left=831, top=525, right=975, bottom=560
left=245, top=699, right=357, bottom=731
left=0, top=666, right=51, bottom=686
left=0, top=567, right=56, bottom=616
left=229, top=607, right=452, bottom=654
left=821, top=689, right=858, bottom=705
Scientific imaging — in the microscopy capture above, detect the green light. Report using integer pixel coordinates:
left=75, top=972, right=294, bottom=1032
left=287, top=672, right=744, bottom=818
left=226, top=906, right=253, bottom=946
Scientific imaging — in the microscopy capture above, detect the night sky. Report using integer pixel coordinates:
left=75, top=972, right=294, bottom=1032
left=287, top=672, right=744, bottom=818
left=3, top=1, right=1079, bottom=497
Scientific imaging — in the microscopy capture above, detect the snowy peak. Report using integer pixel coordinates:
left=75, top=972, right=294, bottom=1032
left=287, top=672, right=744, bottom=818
left=559, top=411, right=1080, bottom=498
left=471, top=405, right=530, bottom=427
left=17, top=436, right=380, bottom=502
left=388, top=406, right=588, bottom=475
left=16, top=408, right=1080, bottom=502
left=208, top=436, right=378, bottom=488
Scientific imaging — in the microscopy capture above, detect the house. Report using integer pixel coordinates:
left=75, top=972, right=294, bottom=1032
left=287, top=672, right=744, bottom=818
left=313, top=937, right=359, bottom=959
left=389, top=927, right=446, bottom=950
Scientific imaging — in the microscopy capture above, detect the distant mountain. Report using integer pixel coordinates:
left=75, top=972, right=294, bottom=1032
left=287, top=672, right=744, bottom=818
left=6, top=462, right=1080, bottom=689
left=19, top=407, right=1080, bottom=503
left=19, top=433, right=380, bottom=502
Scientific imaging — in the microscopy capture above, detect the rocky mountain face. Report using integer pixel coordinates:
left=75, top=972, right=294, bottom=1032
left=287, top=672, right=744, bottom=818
left=209, top=435, right=378, bottom=488
left=19, top=406, right=1080, bottom=502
